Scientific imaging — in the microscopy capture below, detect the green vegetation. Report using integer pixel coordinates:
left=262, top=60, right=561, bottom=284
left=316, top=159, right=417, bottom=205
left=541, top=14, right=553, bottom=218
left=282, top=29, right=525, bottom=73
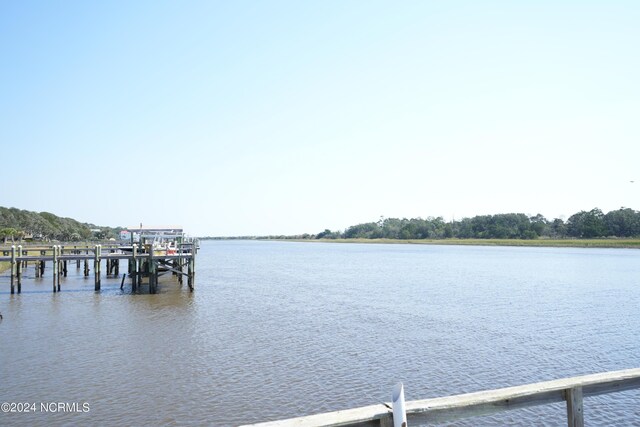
left=200, top=207, right=640, bottom=248
left=301, top=238, right=640, bottom=249
left=300, top=208, right=640, bottom=242
left=0, top=206, right=122, bottom=243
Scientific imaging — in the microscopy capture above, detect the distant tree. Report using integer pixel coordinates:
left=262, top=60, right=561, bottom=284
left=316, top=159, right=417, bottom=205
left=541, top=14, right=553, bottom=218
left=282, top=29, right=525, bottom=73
left=308, top=207, right=640, bottom=241
left=443, top=222, right=453, bottom=238
left=0, top=206, right=117, bottom=241
left=344, top=222, right=381, bottom=239
left=604, top=208, right=640, bottom=237
left=381, top=218, right=403, bottom=239
left=94, top=231, right=105, bottom=240
left=550, top=218, right=567, bottom=238
left=567, top=208, right=607, bottom=238
left=430, top=217, right=448, bottom=238
left=316, top=229, right=341, bottom=239
left=0, top=227, right=19, bottom=243
left=529, top=214, right=548, bottom=237
left=455, top=218, right=473, bottom=238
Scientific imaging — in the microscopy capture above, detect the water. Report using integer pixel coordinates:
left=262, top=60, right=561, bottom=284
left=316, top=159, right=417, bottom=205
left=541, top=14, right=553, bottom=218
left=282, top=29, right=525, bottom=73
left=1, top=240, right=639, bottom=426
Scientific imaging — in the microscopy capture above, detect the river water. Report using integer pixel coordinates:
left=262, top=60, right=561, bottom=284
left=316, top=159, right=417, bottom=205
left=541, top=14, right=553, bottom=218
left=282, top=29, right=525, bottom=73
left=1, top=240, right=639, bottom=426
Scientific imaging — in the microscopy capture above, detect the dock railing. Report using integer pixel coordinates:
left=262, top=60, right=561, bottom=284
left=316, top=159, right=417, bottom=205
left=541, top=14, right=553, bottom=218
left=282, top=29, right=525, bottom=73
left=243, top=368, right=640, bottom=427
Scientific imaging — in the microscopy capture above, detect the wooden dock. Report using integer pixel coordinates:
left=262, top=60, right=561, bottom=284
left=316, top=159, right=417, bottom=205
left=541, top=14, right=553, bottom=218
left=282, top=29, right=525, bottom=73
left=243, top=368, right=640, bottom=427
left=1, top=242, right=197, bottom=294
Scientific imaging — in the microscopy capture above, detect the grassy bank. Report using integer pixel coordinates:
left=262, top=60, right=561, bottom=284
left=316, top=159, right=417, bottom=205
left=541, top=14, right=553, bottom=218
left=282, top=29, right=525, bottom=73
left=279, top=238, right=640, bottom=249
left=0, top=261, right=10, bottom=273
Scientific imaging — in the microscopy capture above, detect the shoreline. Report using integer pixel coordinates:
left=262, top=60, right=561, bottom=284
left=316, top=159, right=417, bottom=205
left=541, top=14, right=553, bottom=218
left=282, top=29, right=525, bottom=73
left=265, top=238, right=640, bottom=249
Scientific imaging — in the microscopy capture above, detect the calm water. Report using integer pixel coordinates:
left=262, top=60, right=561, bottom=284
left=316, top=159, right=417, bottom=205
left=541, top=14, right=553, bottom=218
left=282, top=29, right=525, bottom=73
left=1, top=240, right=640, bottom=426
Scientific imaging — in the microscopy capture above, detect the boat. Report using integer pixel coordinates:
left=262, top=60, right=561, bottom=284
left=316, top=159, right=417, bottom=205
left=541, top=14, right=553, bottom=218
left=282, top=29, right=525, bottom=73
left=118, top=225, right=190, bottom=256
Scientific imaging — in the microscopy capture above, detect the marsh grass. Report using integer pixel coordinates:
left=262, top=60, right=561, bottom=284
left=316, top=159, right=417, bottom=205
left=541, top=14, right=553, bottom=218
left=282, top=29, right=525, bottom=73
left=284, top=238, right=640, bottom=249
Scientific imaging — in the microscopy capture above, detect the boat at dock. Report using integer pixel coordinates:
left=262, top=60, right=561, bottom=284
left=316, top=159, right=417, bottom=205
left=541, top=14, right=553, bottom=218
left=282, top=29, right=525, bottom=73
left=118, top=225, right=195, bottom=256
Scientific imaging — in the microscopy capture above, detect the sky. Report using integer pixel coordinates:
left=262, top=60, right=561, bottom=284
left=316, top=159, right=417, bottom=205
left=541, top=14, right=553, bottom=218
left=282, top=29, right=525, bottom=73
left=1, top=1, right=639, bottom=236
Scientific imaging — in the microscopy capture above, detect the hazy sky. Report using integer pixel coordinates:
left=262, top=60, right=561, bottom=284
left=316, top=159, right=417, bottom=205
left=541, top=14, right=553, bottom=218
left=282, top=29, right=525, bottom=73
left=1, top=1, right=639, bottom=236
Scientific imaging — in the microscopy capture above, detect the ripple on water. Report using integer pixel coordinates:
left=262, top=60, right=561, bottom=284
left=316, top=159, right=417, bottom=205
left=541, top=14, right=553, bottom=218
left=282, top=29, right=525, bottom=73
left=1, top=241, right=640, bottom=426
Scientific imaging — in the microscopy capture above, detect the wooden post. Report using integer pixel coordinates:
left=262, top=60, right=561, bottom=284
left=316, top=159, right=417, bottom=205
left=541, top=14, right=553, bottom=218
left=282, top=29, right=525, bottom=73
left=21, top=248, right=27, bottom=269
left=187, top=252, right=195, bottom=291
left=40, top=260, right=45, bottom=277
left=153, top=263, right=158, bottom=294
left=178, top=245, right=183, bottom=284
left=149, top=245, right=156, bottom=294
left=52, top=245, right=58, bottom=292
left=566, top=387, right=584, bottom=427
left=132, top=244, right=138, bottom=291
left=57, top=246, right=61, bottom=292
left=94, top=244, right=101, bottom=291
left=15, top=245, right=22, bottom=293
left=379, top=415, right=394, bottom=427
left=84, top=259, right=89, bottom=276
left=137, top=259, right=143, bottom=290
left=63, top=260, right=68, bottom=277
left=16, top=262, right=21, bottom=293
left=10, top=245, right=16, bottom=294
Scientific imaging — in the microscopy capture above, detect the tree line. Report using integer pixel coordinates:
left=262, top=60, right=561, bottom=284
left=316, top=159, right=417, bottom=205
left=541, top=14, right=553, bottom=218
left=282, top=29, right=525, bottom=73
left=8, top=205, right=637, bottom=242
left=0, top=206, right=121, bottom=242
left=308, top=208, right=640, bottom=240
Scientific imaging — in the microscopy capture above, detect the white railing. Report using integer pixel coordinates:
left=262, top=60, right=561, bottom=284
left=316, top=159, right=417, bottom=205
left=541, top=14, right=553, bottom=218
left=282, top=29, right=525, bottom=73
left=243, top=368, right=640, bottom=427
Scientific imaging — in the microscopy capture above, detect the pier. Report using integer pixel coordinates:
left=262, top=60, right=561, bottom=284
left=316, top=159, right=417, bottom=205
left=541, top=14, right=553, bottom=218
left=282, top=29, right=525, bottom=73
left=1, top=228, right=198, bottom=294
left=244, top=368, right=640, bottom=427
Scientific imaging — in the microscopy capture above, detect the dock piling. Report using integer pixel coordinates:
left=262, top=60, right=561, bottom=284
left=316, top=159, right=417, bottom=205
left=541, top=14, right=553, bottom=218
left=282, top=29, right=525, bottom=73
left=16, top=245, right=22, bottom=293
left=10, top=245, right=16, bottom=294
left=52, top=245, right=59, bottom=292
left=187, top=258, right=194, bottom=291
left=131, top=244, right=138, bottom=291
left=94, top=245, right=101, bottom=291
left=148, top=245, right=157, bottom=294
